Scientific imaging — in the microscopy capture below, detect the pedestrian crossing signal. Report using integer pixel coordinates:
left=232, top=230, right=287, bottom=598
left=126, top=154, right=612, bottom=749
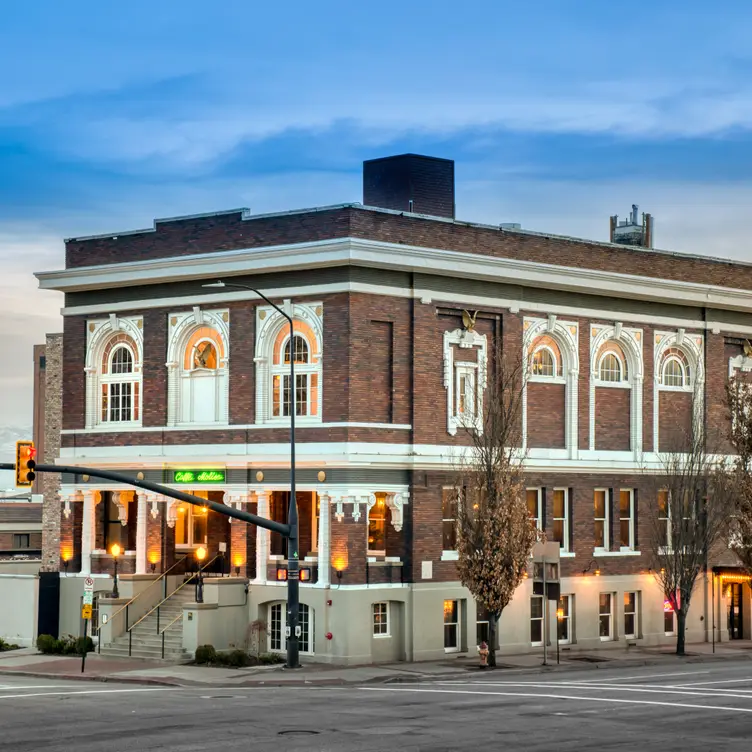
left=15, top=441, right=36, bottom=488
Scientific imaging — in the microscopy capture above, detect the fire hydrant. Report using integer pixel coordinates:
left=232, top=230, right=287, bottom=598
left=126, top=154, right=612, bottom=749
left=478, top=641, right=489, bottom=669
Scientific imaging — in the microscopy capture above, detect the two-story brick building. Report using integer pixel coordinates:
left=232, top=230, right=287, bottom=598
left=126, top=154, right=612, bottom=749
left=36, top=154, right=752, bottom=663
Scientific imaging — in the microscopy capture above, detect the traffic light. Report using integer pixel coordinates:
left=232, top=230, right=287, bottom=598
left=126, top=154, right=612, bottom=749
left=15, top=441, right=36, bottom=488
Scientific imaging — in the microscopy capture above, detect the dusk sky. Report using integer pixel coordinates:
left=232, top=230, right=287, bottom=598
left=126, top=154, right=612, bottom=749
left=3, top=0, right=752, bottom=435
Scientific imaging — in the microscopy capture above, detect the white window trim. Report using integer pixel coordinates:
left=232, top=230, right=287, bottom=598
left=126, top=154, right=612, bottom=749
left=527, top=487, right=543, bottom=532
left=373, top=602, right=390, bottom=638
left=455, top=362, right=479, bottom=427
left=530, top=595, right=545, bottom=647
left=553, top=487, right=571, bottom=553
left=557, top=594, right=573, bottom=646
left=595, top=351, right=629, bottom=386
left=619, top=488, right=636, bottom=552
left=269, top=601, right=314, bottom=655
left=441, top=486, right=459, bottom=558
left=624, top=591, right=639, bottom=640
left=529, top=345, right=564, bottom=383
left=594, top=488, right=609, bottom=553
left=599, top=592, right=615, bottom=642
left=443, top=328, right=487, bottom=436
left=443, top=599, right=461, bottom=654
left=255, top=302, right=324, bottom=426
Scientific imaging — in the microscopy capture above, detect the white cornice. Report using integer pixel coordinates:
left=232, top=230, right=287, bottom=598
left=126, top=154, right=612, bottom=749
left=38, top=236, right=752, bottom=314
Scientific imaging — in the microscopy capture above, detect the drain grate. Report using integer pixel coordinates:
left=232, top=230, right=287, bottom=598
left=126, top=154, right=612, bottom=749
left=278, top=730, right=320, bottom=736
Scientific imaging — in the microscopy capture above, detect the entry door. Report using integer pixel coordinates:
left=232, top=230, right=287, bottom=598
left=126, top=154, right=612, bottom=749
left=728, top=584, right=744, bottom=640
left=269, top=603, right=312, bottom=654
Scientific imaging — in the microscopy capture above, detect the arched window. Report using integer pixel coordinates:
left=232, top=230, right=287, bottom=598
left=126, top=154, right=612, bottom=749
left=176, top=326, right=228, bottom=424
left=598, top=352, right=628, bottom=383
left=101, top=343, right=139, bottom=424
left=272, top=325, right=320, bottom=418
left=531, top=347, right=555, bottom=377
left=660, top=348, right=691, bottom=389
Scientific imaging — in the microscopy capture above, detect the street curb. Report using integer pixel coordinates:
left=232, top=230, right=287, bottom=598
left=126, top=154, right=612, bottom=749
left=0, top=650, right=749, bottom=689
left=0, top=669, right=182, bottom=688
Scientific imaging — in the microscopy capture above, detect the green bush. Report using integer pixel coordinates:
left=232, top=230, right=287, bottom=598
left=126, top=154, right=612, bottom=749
left=36, top=634, right=57, bottom=654
left=195, top=644, right=217, bottom=665
left=259, top=652, right=285, bottom=665
left=0, top=637, right=20, bottom=652
left=224, top=649, right=253, bottom=668
left=76, top=636, right=94, bottom=655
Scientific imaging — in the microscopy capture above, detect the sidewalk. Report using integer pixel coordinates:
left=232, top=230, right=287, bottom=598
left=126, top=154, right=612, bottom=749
left=1, top=641, right=751, bottom=688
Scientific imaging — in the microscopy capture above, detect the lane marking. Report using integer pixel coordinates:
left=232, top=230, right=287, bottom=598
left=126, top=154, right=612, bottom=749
left=360, top=686, right=752, bottom=714
left=433, top=680, right=752, bottom=702
left=0, top=685, right=88, bottom=691
left=566, top=670, right=712, bottom=684
left=0, top=687, right=181, bottom=701
left=677, top=677, right=752, bottom=687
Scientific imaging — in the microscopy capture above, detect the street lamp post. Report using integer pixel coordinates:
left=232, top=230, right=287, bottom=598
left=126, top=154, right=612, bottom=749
left=110, top=543, right=121, bottom=599
left=195, top=546, right=207, bottom=603
left=202, top=280, right=300, bottom=669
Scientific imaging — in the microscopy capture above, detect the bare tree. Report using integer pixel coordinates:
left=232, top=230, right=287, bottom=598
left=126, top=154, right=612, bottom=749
left=725, top=378, right=752, bottom=571
left=643, top=420, right=734, bottom=655
left=454, top=345, right=538, bottom=668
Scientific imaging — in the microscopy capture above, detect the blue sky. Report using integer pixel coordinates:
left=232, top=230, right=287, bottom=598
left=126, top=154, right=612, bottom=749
left=2, top=0, right=752, bottom=451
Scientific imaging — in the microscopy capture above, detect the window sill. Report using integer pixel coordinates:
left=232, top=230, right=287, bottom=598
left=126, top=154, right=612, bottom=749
left=441, top=551, right=459, bottom=562
left=373, top=634, right=392, bottom=639
left=593, top=550, right=641, bottom=557
left=89, top=423, right=143, bottom=432
left=529, top=376, right=566, bottom=385
left=593, top=381, right=631, bottom=389
left=599, top=636, right=614, bottom=642
left=560, top=552, right=576, bottom=558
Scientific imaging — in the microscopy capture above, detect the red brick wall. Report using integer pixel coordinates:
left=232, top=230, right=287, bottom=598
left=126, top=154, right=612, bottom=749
left=658, top=391, right=693, bottom=452
left=142, top=310, right=168, bottom=426
left=62, top=316, right=86, bottom=430
left=642, top=325, right=655, bottom=452
left=228, top=302, right=255, bottom=424
left=330, top=512, right=366, bottom=585
left=594, top=388, right=631, bottom=451
left=527, top=383, right=566, bottom=448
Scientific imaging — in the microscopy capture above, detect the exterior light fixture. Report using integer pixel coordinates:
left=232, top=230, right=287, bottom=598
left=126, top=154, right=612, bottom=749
left=195, top=546, right=207, bottom=603
left=110, top=543, right=122, bottom=598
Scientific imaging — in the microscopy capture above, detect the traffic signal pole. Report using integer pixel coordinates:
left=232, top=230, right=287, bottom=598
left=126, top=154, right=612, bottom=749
left=0, top=462, right=291, bottom=535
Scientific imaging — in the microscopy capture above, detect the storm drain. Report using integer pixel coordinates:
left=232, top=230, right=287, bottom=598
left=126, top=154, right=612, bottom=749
left=278, top=730, right=320, bottom=737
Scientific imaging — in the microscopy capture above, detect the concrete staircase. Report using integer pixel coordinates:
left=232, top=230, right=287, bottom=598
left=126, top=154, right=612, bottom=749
left=99, top=583, right=196, bottom=662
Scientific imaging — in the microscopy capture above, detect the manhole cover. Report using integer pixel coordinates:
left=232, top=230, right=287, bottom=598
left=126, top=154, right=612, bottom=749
left=278, top=730, right=320, bottom=737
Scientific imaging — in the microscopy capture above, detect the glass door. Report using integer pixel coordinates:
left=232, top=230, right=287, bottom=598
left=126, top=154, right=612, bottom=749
left=728, top=584, right=744, bottom=640
left=444, top=600, right=460, bottom=652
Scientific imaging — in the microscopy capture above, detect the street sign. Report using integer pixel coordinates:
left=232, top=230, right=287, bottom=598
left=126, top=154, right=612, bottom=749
left=83, top=593, right=93, bottom=606
left=83, top=577, right=94, bottom=592
left=81, top=604, right=92, bottom=620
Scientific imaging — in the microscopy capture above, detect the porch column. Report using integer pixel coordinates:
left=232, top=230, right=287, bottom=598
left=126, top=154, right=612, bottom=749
left=317, top=492, right=331, bottom=587
left=254, top=490, right=271, bottom=585
left=80, top=489, right=100, bottom=576
left=225, top=490, right=252, bottom=578
left=135, top=490, right=149, bottom=575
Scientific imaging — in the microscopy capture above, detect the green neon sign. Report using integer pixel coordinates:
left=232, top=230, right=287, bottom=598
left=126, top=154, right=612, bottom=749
left=174, top=470, right=226, bottom=484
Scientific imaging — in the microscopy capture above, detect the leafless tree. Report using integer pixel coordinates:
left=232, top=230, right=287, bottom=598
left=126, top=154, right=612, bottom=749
left=643, top=417, right=734, bottom=655
left=725, top=378, right=752, bottom=572
left=454, top=345, right=538, bottom=668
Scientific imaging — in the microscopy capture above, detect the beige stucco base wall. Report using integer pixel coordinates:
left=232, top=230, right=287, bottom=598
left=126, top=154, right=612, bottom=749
left=0, top=574, right=39, bottom=646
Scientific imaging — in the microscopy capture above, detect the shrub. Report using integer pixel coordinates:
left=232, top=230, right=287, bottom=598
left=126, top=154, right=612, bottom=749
left=37, top=634, right=57, bottom=654
left=195, top=644, right=217, bottom=665
left=259, top=652, right=285, bottom=665
left=76, top=636, right=94, bottom=655
left=224, top=649, right=253, bottom=668
left=0, top=637, right=19, bottom=652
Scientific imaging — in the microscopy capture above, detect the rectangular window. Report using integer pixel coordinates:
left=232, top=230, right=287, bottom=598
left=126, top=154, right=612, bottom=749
left=368, top=494, right=387, bottom=553
left=553, top=489, right=570, bottom=552
left=599, top=593, right=614, bottom=641
left=476, top=604, right=490, bottom=647
left=527, top=488, right=542, bottom=531
left=530, top=596, right=544, bottom=645
left=619, top=489, right=635, bottom=550
left=455, top=364, right=478, bottom=421
left=104, top=494, right=126, bottom=552
left=664, top=607, right=675, bottom=635
left=443, top=600, right=460, bottom=652
left=594, top=489, right=608, bottom=550
left=442, top=488, right=458, bottom=551
left=12, top=534, right=30, bottom=549
left=624, top=591, right=639, bottom=639
left=557, top=594, right=573, bottom=644
left=658, top=490, right=671, bottom=550
left=373, top=602, right=389, bottom=636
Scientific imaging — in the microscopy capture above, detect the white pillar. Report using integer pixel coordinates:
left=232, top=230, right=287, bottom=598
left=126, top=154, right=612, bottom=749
left=135, top=491, right=148, bottom=575
left=254, top=491, right=270, bottom=584
left=317, top=493, right=331, bottom=587
left=80, top=489, right=99, bottom=576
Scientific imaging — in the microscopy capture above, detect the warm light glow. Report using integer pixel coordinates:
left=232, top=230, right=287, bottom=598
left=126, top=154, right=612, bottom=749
left=276, top=567, right=288, bottom=581
left=660, top=568, right=665, bottom=575
left=300, top=568, right=311, bottom=582
left=557, top=608, right=564, bottom=620
left=148, top=551, right=160, bottom=565
left=60, top=546, right=73, bottom=562
left=720, top=574, right=752, bottom=584
left=333, top=557, right=347, bottom=572
left=233, top=554, right=244, bottom=568
left=110, top=543, right=121, bottom=557
left=595, top=569, right=601, bottom=577
left=196, top=546, right=207, bottom=562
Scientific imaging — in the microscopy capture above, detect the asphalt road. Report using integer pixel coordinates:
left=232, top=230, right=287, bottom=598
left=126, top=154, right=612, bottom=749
left=2, top=662, right=752, bottom=751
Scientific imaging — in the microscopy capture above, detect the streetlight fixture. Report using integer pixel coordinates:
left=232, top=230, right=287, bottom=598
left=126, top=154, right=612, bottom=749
left=195, top=546, right=207, bottom=603
left=110, top=543, right=121, bottom=598
left=202, top=279, right=301, bottom=669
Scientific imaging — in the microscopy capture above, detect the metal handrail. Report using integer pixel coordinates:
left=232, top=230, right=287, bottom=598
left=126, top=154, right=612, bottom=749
left=159, top=612, right=184, bottom=659
left=95, top=555, right=188, bottom=653
left=128, top=552, right=221, bottom=633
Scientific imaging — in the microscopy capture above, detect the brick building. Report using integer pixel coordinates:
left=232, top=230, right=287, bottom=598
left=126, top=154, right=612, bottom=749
left=35, top=153, right=752, bottom=662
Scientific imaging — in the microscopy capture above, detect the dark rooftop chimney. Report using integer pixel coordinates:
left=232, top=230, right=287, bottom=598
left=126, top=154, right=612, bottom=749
left=363, top=154, right=455, bottom=219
